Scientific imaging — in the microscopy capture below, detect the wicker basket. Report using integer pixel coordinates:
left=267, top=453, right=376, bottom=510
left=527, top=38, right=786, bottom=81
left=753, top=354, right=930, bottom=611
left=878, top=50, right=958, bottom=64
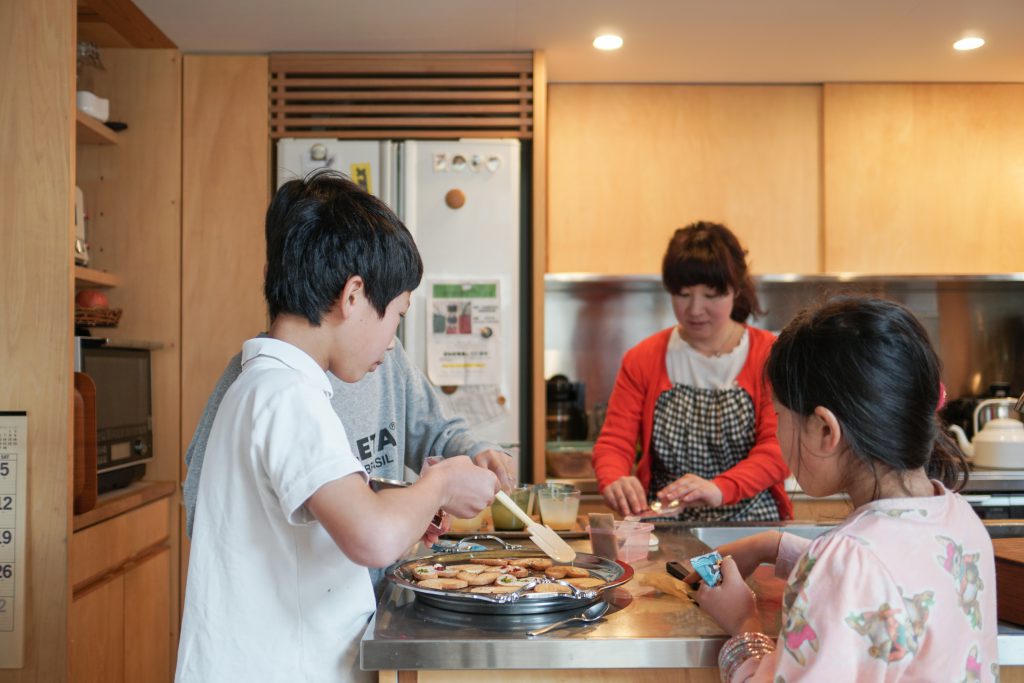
left=75, top=307, right=122, bottom=328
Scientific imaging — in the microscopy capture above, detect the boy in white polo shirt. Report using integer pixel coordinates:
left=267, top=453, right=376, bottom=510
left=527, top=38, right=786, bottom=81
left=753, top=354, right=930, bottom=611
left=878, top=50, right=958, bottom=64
left=175, top=171, right=500, bottom=683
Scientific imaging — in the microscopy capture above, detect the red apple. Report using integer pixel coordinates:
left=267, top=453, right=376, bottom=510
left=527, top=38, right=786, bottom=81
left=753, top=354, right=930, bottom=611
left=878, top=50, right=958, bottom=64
left=75, top=289, right=109, bottom=309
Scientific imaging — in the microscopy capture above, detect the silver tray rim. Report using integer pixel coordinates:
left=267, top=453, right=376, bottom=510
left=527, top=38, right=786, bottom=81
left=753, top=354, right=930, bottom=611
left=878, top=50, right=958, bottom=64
left=385, top=549, right=633, bottom=615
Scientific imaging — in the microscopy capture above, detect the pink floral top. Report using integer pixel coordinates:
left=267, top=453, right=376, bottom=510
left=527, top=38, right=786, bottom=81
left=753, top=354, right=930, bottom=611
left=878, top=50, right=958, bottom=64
left=734, top=481, right=998, bottom=682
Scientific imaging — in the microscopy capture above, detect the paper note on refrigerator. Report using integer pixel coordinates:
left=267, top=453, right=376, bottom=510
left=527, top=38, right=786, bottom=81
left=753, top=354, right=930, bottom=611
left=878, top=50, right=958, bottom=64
left=426, top=280, right=501, bottom=386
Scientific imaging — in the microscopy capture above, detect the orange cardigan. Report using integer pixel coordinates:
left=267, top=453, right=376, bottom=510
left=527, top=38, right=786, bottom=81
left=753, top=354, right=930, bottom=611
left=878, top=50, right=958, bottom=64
left=593, top=326, right=793, bottom=520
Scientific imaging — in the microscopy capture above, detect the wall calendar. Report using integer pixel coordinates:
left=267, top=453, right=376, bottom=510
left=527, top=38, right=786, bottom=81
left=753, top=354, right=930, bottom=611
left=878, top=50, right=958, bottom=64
left=0, top=412, right=25, bottom=668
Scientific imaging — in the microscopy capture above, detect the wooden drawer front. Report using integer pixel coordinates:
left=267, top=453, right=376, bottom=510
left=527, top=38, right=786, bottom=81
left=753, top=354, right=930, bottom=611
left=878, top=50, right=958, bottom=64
left=72, top=497, right=171, bottom=589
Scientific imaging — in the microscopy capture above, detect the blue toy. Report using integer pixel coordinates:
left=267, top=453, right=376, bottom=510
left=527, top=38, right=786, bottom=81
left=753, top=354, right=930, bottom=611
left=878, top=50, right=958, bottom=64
left=689, top=550, right=723, bottom=587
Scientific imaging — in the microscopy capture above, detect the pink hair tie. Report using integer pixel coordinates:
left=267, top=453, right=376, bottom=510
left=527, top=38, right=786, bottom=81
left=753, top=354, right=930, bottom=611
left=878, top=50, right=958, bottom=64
left=937, top=382, right=947, bottom=413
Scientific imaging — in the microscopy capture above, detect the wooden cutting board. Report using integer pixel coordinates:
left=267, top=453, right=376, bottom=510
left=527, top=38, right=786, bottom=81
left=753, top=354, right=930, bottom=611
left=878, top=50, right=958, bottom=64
left=993, top=538, right=1024, bottom=626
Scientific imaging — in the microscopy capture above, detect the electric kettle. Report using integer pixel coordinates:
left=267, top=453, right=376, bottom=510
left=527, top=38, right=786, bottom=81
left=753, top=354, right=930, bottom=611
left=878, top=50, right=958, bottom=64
left=949, top=398, right=1024, bottom=469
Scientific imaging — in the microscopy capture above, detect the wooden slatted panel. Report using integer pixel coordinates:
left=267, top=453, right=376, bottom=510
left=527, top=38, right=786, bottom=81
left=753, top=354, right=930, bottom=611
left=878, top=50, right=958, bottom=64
left=269, top=52, right=534, bottom=139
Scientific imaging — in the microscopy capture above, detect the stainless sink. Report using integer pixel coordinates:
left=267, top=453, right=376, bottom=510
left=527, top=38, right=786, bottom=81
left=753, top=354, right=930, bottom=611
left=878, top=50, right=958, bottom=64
left=690, top=520, right=1024, bottom=549
left=689, top=524, right=832, bottom=549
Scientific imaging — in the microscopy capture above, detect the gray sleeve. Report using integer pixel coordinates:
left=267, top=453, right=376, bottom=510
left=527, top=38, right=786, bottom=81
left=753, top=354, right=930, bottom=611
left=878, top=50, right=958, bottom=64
left=393, top=341, right=502, bottom=469
left=183, top=352, right=244, bottom=538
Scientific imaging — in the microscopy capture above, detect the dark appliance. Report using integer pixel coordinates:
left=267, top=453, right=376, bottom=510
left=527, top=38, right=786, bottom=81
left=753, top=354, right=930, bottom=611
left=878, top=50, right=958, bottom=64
left=74, top=337, right=153, bottom=493
left=545, top=374, right=588, bottom=442
left=942, top=381, right=1017, bottom=439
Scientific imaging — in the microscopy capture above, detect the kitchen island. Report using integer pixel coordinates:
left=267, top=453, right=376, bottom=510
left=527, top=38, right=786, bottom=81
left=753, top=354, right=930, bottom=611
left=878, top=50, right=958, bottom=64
left=362, top=522, right=1024, bottom=682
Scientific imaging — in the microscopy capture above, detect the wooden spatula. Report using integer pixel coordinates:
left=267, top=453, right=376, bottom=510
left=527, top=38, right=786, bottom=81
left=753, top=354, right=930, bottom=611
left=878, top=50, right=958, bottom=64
left=495, top=490, right=576, bottom=563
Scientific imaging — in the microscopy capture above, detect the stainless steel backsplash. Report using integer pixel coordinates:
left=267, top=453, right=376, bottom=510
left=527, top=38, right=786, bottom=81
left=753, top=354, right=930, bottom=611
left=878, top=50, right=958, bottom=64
left=545, top=274, right=1024, bottom=420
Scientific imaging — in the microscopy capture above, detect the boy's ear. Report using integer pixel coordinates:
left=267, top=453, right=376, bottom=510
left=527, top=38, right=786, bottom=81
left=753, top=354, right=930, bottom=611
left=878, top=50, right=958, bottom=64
left=810, top=406, right=843, bottom=455
left=336, top=275, right=366, bottom=319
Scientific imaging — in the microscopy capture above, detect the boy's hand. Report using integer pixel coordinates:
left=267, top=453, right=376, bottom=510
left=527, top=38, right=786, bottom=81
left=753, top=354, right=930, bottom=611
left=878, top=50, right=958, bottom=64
left=472, top=449, right=516, bottom=491
left=696, top=556, right=764, bottom=636
left=601, top=475, right=647, bottom=517
left=680, top=531, right=782, bottom=585
left=424, top=455, right=500, bottom=518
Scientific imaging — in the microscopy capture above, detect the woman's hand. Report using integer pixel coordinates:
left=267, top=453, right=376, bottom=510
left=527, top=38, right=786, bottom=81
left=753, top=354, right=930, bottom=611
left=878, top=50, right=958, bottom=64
left=681, top=531, right=782, bottom=585
left=601, top=475, right=648, bottom=517
left=696, top=556, right=764, bottom=636
left=657, top=473, right=723, bottom=509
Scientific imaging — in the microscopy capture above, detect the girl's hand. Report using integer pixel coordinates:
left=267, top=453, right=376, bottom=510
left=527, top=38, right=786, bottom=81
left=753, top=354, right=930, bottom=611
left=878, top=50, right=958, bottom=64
left=681, top=531, right=782, bottom=585
left=601, top=476, right=648, bottom=517
left=657, top=474, right=723, bottom=508
left=696, top=556, right=764, bottom=636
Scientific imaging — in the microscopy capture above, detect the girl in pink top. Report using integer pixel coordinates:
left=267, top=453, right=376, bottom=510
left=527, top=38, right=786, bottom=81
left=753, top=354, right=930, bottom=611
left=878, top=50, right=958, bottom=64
left=693, top=296, right=998, bottom=682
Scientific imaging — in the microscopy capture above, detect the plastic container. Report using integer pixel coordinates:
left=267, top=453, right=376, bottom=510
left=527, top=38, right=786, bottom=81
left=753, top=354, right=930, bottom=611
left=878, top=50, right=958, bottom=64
left=76, top=91, right=110, bottom=122
left=588, top=521, right=654, bottom=563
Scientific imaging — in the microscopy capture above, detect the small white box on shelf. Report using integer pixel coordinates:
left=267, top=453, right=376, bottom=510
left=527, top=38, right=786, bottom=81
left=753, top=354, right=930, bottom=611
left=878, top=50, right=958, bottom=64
left=75, top=91, right=109, bottom=122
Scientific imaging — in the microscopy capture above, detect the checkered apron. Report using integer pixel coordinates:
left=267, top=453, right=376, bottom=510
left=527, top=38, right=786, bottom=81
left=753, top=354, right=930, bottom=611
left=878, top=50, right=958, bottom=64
left=649, top=384, right=780, bottom=522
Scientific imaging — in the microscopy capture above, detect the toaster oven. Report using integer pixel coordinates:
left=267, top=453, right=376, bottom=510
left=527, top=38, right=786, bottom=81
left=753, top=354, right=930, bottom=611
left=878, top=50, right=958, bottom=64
left=74, top=337, right=153, bottom=492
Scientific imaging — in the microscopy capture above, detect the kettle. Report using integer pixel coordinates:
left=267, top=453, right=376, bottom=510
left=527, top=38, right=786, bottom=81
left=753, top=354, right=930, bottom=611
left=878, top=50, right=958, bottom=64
left=948, top=398, right=1024, bottom=469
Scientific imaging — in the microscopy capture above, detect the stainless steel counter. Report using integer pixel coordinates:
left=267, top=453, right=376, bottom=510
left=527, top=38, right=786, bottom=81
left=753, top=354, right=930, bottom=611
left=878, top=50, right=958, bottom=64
left=361, top=522, right=1024, bottom=670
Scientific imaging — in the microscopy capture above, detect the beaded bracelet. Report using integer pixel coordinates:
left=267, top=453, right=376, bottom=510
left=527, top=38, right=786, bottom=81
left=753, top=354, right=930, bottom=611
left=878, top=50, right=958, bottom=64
left=718, top=631, right=776, bottom=682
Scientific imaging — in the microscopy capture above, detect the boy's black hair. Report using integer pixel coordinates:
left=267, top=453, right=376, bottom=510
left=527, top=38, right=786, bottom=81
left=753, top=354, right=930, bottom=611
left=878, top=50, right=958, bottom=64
left=661, top=221, right=763, bottom=322
left=765, top=296, right=968, bottom=495
left=263, top=170, right=423, bottom=325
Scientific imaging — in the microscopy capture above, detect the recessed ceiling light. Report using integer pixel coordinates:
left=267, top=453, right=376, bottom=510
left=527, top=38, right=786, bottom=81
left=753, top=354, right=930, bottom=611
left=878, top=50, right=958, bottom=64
left=593, top=34, right=623, bottom=51
left=953, top=36, right=985, bottom=51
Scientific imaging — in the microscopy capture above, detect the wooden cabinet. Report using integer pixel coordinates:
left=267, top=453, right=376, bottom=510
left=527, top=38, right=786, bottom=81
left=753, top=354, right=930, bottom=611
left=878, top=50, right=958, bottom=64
left=71, top=576, right=125, bottom=683
left=71, top=492, right=173, bottom=683
left=822, top=83, right=1024, bottom=274
left=547, top=84, right=822, bottom=275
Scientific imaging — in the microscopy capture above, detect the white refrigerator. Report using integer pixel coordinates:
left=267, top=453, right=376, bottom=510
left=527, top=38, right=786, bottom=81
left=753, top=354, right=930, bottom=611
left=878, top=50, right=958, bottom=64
left=276, top=138, right=524, bottom=459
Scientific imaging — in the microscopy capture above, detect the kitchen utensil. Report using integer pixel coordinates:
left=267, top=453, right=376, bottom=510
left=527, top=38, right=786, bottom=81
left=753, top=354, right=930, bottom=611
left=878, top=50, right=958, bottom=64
left=526, top=601, right=610, bottom=636
left=495, top=490, right=576, bottom=563
left=432, top=535, right=523, bottom=554
left=624, top=499, right=683, bottom=522
left=650, top=499, right=680, bottom=513
left=386, top=549, right=632, bottom=615
left=949, top=398, right=1024, bottom=469
left=545, top=375, right=588, bottom=441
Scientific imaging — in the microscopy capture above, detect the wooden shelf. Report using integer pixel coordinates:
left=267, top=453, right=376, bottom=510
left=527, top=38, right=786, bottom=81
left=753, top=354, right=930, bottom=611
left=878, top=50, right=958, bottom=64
left=76, top=110, right=119, bottom=145
left=74, top=265, right=120, bottom=288
left=73, top=480, right=175, bottom=532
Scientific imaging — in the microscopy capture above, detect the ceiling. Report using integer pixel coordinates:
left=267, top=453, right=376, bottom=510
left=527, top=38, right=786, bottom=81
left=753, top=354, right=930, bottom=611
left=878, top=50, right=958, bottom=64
left=134, top=0, right=1024, bottom=83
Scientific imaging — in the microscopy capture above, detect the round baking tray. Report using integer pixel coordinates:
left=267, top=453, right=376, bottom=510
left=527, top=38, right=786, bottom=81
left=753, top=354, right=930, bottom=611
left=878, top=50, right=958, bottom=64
left=385, top=549, right=633, bottom=615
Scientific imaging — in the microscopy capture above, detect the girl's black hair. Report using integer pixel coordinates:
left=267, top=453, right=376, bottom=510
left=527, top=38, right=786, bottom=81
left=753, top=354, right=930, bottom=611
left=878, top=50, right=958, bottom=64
left=661, top=221, right=763, bottom=322
left=765, top=296, right=968, bottom=494
left=263, top=169, right=423, bottom=325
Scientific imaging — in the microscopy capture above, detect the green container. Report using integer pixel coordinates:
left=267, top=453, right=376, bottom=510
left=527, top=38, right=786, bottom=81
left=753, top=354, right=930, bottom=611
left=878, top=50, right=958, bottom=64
left=491, top=485, right=533, bottom=531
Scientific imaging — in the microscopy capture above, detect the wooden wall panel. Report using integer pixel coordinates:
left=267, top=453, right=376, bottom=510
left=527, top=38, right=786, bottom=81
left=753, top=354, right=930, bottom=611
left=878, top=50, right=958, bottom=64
left=548, top=85, right=822, bottom=275
left=0, top=0, right=72, bottom=678
left=823, top=83, right=1024, bottom=274
left=181, top=54, right=270, bottom=586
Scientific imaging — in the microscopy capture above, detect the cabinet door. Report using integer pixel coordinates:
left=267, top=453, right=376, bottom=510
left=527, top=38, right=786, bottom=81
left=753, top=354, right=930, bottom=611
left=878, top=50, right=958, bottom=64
left=71, top=574, right=125, bottom=683
left=823, top=83, right=1024, bottom=274
left=547, top=84, right=822, bottom=275
left=124, top=547, right=172, bottom=683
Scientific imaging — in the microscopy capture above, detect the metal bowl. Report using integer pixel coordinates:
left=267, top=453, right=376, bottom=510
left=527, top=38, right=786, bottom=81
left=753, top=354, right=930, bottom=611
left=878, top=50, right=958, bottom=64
left=385, top=549, right=633, bottom=615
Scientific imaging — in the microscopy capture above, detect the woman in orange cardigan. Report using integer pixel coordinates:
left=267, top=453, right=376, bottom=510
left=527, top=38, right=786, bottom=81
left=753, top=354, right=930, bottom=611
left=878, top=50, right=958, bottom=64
left=593, top=222, right=792, bottom=521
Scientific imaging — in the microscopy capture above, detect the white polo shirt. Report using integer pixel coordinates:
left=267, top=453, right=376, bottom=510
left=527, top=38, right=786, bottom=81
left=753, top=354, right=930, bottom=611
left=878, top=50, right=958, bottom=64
left=176, top=337, right=375, bottom=683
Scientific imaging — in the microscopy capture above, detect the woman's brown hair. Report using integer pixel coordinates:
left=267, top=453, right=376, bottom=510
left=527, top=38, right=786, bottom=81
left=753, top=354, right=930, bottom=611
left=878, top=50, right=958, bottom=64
left=661, top=221, right=762, bottom=322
